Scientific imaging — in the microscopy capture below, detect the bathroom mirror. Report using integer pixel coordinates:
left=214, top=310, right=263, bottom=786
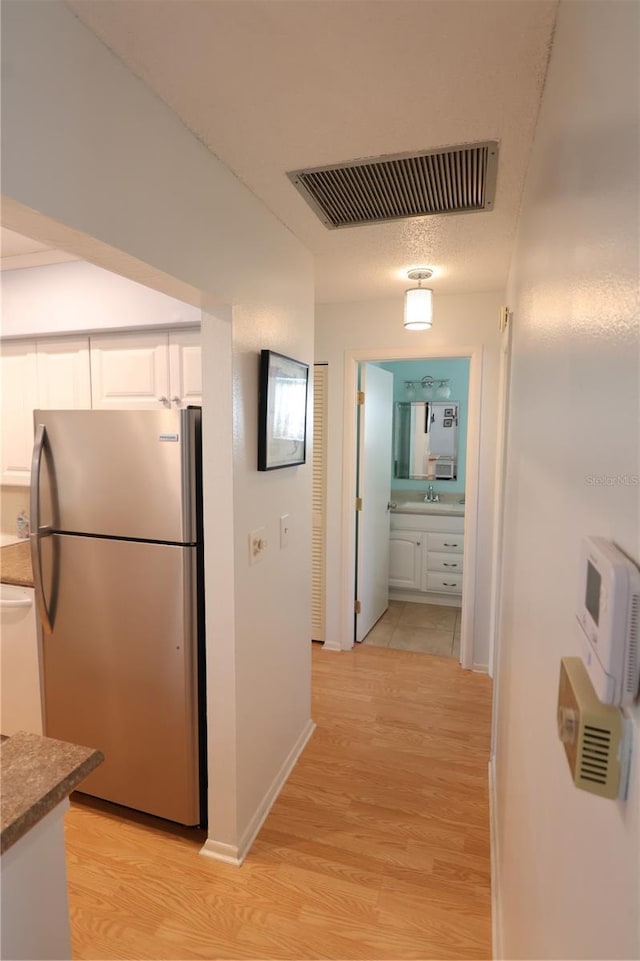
left=394, top=401, right=459, bottom=480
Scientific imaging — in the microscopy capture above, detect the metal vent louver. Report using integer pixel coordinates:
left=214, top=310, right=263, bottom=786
left=626, top=593, right=639, bottom=694
left=288, top=141, right=498, bottom=229
left=579, top=725, right=611, bottom=785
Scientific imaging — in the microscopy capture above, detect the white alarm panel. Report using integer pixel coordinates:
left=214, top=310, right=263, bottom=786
left=576, top=537, right=640, bottom=707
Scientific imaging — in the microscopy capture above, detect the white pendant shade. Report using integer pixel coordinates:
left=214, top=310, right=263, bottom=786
left=403, top=285, right=433, bottom=330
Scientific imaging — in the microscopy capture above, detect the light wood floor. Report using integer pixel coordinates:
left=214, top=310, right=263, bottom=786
left=65, top=644, right=493, bottom=960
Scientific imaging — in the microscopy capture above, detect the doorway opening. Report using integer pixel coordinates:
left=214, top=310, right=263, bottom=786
left=357, top=355, right=470, bottom=657
left=340, top=345, right=483, bottom=671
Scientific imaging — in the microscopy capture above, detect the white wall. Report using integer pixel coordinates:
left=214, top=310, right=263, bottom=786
left=1, top=0, right=314, bottom=859
left=315, top=291, right=503, bottom=668
left=493, top=2, right=640, bottom=957
left=1, top=261, right=201, bottom=337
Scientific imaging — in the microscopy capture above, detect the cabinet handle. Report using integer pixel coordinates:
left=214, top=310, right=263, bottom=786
left=443, top=542, right=459, bottom=547
left=172, top=396, right=182, bottom=406
left=443, top=562, right=458, bottom=568
left=0, top=598, right=32, bottom=609
left=158, top=396, right=170, bottom=407
left=443, top=582, right=457, bottom=587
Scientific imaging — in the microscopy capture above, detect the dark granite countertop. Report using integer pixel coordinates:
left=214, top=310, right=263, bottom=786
left=0, top=731, right=103, bottom=854
left=0, top=540, right=34, bottom=588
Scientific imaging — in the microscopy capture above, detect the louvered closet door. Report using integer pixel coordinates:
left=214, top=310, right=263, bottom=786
left=312, top=365, right=328, bottom=642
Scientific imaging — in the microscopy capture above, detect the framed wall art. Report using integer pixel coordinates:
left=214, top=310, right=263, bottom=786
left=258, top=349, right=309, bottom=470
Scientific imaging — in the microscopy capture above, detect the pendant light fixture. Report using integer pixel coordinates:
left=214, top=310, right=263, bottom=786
left=403, top=268, right=434, bottom=331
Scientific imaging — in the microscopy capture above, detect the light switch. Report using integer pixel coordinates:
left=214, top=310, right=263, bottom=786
left=280, top=514, right=290, bottom=548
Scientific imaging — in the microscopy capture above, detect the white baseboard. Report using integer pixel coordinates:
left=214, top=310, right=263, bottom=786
left=389, top=589, right=461, bottom=608
left=199, top=838, right=242, bottom=866
left=320, top=639, right=343, bottom=652
left=473, top=662, right=489, bottom=674
left=200, top=717, right=316, bottom=867
left=488, top=754, right=502, bottom=960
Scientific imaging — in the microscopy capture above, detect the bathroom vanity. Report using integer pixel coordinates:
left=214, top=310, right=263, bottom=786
left=389, top=496, right=464, bottom=605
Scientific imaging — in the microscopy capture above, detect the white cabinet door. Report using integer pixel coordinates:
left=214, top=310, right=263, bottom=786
left=90, top=333, right=170, bottom=409
left=1, top=342, right=38, bottom=486
left=169, top=329, right=201, bottom=407
left=389, top=530, right=423, bottom=590
left=36, top=338, right=91, bottom=410
left=0, top=586, right=42, bottom=735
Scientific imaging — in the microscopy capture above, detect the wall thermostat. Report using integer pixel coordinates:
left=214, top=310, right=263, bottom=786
left=576, top=536, right=640, bottom=707
left=557, top=657, right=632, bottom=800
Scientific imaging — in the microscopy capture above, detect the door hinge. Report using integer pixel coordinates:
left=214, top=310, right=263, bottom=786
left=499, top=305, right=510, bottom=332
left=355, top=496, right=363, bottom=511
left=357, top=390, right=365, bottom=405
left=354, top=599, right=362, bottom=614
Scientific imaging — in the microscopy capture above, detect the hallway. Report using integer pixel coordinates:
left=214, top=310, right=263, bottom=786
left=65, top=643, right=492, bottom=960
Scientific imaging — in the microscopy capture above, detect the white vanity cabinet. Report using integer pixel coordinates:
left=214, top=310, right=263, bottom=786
left=389, top=530, right=424, bottom=590
left=389, top=510, right=464, bottom=602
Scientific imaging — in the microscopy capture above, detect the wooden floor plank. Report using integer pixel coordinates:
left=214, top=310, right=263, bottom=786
left=65, top=643, right=493, bottom=959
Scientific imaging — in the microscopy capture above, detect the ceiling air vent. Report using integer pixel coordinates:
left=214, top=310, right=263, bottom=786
left=288, top=141, right=498, bottom=229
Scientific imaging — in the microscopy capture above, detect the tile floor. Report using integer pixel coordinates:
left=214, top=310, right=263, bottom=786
left=363, top=600, right=461, bottom=658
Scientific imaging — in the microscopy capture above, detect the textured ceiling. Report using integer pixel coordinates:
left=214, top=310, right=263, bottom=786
left=60, top=1, right=557, bottom=302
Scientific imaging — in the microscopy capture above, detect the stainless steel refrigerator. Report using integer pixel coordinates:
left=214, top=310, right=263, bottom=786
left=30, top=408, right=206, bottom=826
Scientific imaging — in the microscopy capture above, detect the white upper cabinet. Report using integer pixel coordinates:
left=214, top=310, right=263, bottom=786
left=90, top=329, right=201, bottom=410
left=169, top=329, right=202, bottom=408
left=90, top=332, right=170, bottom=410
left=1, top=329, right=202, bottom=486
left=1, top=342, right=38, bottom=486
left=36, top=338, right=91, bottom=410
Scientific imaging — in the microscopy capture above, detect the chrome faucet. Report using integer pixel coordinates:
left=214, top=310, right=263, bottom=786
left=424, top=484, right=439, bottom=503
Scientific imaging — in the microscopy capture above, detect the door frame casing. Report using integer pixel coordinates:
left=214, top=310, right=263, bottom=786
left=340, top=345, right=483, bottom=669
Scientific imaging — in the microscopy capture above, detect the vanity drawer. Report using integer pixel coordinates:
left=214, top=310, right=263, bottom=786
left=428, top=551, right=464, bottom=574
left=427, top=532, right=464, bottom=554
left=425, top=572, right=463, bottom=594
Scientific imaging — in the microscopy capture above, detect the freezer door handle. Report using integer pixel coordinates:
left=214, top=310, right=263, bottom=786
left=30, top=423, right=53, bottom=634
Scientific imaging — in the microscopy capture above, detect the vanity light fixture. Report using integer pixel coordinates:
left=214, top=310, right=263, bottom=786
left=404, top=375, right=450, bottom=399
left=404, top=268, right=434, bottom=331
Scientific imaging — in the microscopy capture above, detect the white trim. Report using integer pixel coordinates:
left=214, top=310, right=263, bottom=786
left=473, top=662, right=489, bottom=674
left=488, top=754, right=502, bottom=960
left=198, top=838, right=242, bottom=866
left=340, top=344, right=484, bottom=674
left=319, top=639, right=343, bottom=652
left=0, top=250, right=80, bottom=271
left=200, top=718, right=316, bottom=866
left=389, top=589, right=461, bottom=607
left=488, top=316, right=513, bottom=682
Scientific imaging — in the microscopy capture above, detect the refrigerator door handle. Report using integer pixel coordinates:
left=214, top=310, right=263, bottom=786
left=30, top=423, right=53, bottom=634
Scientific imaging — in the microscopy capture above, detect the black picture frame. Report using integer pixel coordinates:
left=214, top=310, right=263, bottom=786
left=443, top=407, right=455, bottom=417
left=258, top=349, right=309, bottom=470
left=443, top=417, right=453, bottom=427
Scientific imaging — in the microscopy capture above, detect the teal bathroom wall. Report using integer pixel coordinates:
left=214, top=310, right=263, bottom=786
left=377, top=357, right=470, bottom=495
